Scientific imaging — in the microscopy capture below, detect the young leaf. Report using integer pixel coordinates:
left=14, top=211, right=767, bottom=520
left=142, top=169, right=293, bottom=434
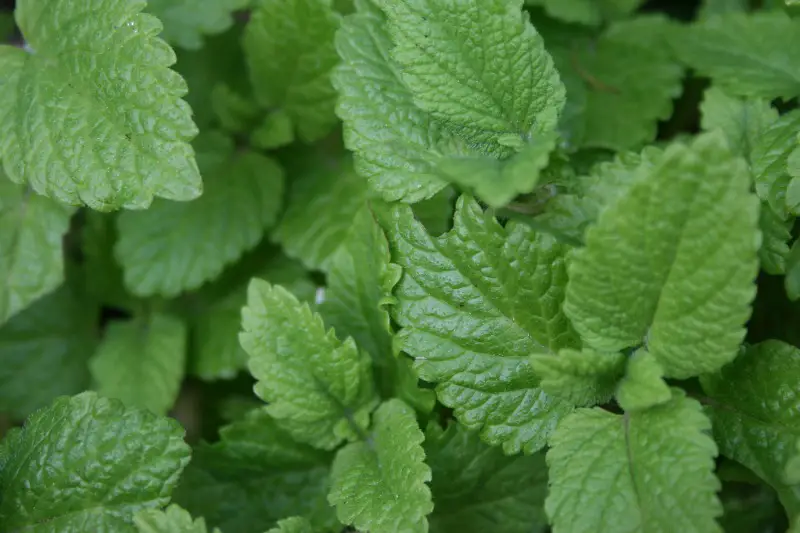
left=386, top=196, right=579, bottom=454
left=0, top=392, right=190, bottom=531
left=701, top=340, right=800, bottom=519
left=134, top=504, right=217, bottom=533
left=0, top=174, right=74, bottom=324
left=273, top=152, right=367, bottom=271
left=90, top=313, right=186, bottom=416
left=615, top=350, right=671, bottom=412
left=243, top=0, right=340, bottom=142
left=545, top=391, right=722, bottom=532
left=0, top=285, right=98, bottom=419
left=425, top=422, right=549, bottom=533
left=173, top=408, right=337, bottom=533
left=329, top=399, right=433, bottom=533
left=525, top=0, right=645, bottom=26
left=332, top=0, right=457, bottom=203
left=565, top=133, right=759, bottom=379
left=752, top=110, right=800, bottom=218
left=375, top=0, right=566, bottom=156
left=146, top=0, right=248, bottom=50
left=530, top=349, right=626, bottom=407
left=116, top=132, right=284, bottom=297
left=240, top=279, right=378, bottom=450
left=700, top=87, right=778, bottom=160
left=267, top=517, right=314, bottom=533
left=0, top=0, right=201, bottom=210
left=673, top=11, right=800, bottom=100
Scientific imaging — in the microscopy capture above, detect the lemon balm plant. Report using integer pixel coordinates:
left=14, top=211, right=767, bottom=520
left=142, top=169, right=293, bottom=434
left=1, top=0, right=800, bottom=531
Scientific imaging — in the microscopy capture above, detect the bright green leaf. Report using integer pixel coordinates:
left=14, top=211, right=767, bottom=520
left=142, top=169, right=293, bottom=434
left=243, top=0, right=340, bottom=142
left=0, top=174, right=74, bottom=324
left=673, top=11, right=800, bottom=100
left=701, top=340, right=800, bottom=519
left=90, top=313, right=187, bottom=415
left=240, top=279, right=378, bottom=450
left=134, top=504, right=216, bottom=533
left=0, top=285, right=98, bottom=419
left=752, top=109, right=800, bottom=218
left=0, top=392, right=191, bottom=532
left=0, top=0, right=201, bottom=210
left=375, top=0, right=565, bottom=156
left=267, top=517, right=313, bottom=533
left=615, top=350, right=671, bottom=412
left=329, top=399, right=433, bottom=533
left=425, top=422, right=549, bottom=533
left=546, top=391, right=722, bottom=533
left=386, top=196, right=578, bottom=454
left=565, top=133, right=760, bottom=379
left=530, top=349, right=626, bottom=407
left=146, top=0, right=248, bottom=50
left=525, top=0, right=645, bottom=25
left=116, top=132, right=284, bottom=297
left=332, top=0, right=458, bottom=203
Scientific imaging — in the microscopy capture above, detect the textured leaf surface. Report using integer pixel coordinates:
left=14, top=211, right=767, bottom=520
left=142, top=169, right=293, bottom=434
left=241, top=280, right=378, bottom=449
left=329, top=399, right=433, bottom=533
left=332, top=0, right=456, bottom=203
left=565, top=133, right=759, bottom=379
left=0, top=0, right=201, bottom=210
left=116, top=132, right=284, bottom=297
left=615, top=350, right=671, bottom=412
left=0, top=286, right=98, bottom=418
left=146, top=0, right=248, bottom=50
left=0, top=392, right=191, bottom=532
left=90, top=313, right=187, bottom=415
left=273, top=153, right=366, bottom=271
left=530, top=349, right=625, bottom=407
left=701, top=340, right=800, bottom=518
left=425, top=422, right=549, bottom=533
left=752, top=110, right=800, bottom=218
left=673, top=11, right=800, bottom=100
left=0, top=175, right=74, bottom=324
left=544, top=16, right=683, bottom=151
left=267, top=517, right=314, bottom=533
left=244, top=0, right=340, bottom=142
left=173, top=408, right=337, bottom=533
left=134, top=505, right=214, bottom=533
left=386, top=196, right=578, bottom=454
left=375, top=0, right=565, bottom=156
left=546, top=391, right=722, bottom=533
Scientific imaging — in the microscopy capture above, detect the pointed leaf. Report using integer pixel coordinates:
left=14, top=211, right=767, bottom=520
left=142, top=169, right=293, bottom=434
left=530, top=349, right=626, bottom=407
left=615, top=350, right=671, bottom=412
left=134, top=505, right=215, bottom=533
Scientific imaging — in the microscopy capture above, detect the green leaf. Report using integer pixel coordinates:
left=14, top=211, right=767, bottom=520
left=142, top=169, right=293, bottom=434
left=134, top=504, right=216, bottom=533
left=211, top=83, right=262, bottom=135
left=752, top=109, right=800, bottom=218
left=788, top=240, right=800, bottom=300
left=0, top=0, right=201, bottom=210
left=81, top=211, right=137, bottom=311
left=701, top=340, right=800, bottom=517
left=437, top=132, right=558, bottom=208
left=329, top=399, right=433, bottom=533
left=760, top=207, right=793, bottom=275
left=267, top=517, right=314, bottom=533
left=545, top=16, right=684, bottom=151
left=425, top=422, right=549, bottom=533
left=564, top=133, right=759, bottom=379
left=146, top=0, right=248, bottom=50
left=525, top=0, right=645, bottom=25
left=272, top=152, right=366, bottom=271
left=116, top=132, right=284, bottom=297
left=191, top=254, right=315, bottom=381
left=530, top=349, right=626, bottom=407
left=615, top=350, right=671, bottom=412
left=173, top=408, right=337, bottom=533
left=545, top=391, right=722, bottom=533
left=240, top=279, right=378, bottom=450
left=673, top=11, right=800, bottom=100
left=386, top=196, right=578, bottom=454
left=698, top=0, right=748, bottom=18
left=332, top=0, right=457, bottom=203
left=0, top=392, right=191, bottom=532
left=0, top=175, right=74, bottom=324
left=90, top=313, right=187, bottom=415
left=412, top=186, right=456, bottom=236
left=251, top=109, right=295, bottom=150
left=243, top=0, right=340, bottom=142
left=375, top=0, right=565, bottom=156
left=0, top=285, right=98, bottom=419
left=700, top=87, right=778, bottom=160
